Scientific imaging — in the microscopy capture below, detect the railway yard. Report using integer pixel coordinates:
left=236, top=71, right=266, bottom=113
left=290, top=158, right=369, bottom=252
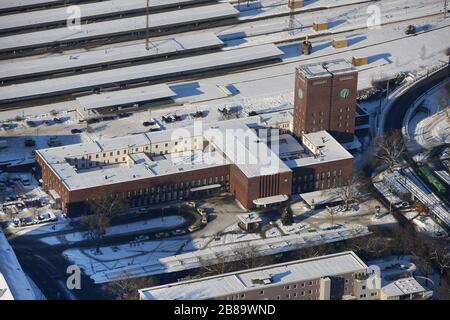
left=0, top=0, right=449, bottom=301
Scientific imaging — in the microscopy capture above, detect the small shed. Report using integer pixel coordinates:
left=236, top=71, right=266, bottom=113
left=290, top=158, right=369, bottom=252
left=352, top=56, right=369, bottom=66
left=332, top=37, right=348, bottom=49
left=313, top=21, right=328, bottom=32
left=237, top=212, right=262, bottom=233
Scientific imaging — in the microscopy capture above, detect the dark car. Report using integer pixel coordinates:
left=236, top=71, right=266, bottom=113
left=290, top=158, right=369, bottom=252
left=162, top=115, right=174, bottom=123
left=192, top=111, right=204, bottom=118
left=24, top=138, right=36, bottom=147
left=26, top=120, right=39, bottom=127
left=86, top=118, right=100, bottom=124
left=118, top=112, right=132, bottom=118
left=71, top=128, right=83, bottom=134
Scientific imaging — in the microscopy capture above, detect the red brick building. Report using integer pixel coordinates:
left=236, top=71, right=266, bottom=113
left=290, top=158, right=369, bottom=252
left=293, top=59, right=358, bottom=143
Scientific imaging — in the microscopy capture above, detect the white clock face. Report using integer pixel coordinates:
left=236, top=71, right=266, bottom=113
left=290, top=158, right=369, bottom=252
left=340, top=88, right=350, bottom=98
left=298, top=89, right=304, bottom=99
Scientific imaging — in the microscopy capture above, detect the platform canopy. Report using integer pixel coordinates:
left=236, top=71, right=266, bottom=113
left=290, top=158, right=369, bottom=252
left=253, top=194, right=289, bottom=206
left=190, top=184, right=222, bottom=192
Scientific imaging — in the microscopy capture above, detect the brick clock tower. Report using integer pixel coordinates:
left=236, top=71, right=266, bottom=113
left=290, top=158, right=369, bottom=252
left=293, top=59, right=358, bottom=143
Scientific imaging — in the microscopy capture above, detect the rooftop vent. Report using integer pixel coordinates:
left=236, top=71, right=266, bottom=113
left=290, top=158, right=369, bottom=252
left=251, top=274, right=273, bottom=285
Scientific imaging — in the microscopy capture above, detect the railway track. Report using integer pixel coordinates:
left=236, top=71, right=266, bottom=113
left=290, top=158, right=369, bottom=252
left=0, top=0, right=447, bottom=111
left=0, top=0, right=379, bottom=58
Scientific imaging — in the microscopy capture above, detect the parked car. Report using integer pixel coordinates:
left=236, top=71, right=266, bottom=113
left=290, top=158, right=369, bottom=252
left=118, top=112, right=132, bottom=118
left=162, top=115, right=179, bottom=123
left=405, top=25, right=416, bottom=35
left=135, top=235, right=150, bottom=241
left=26, top=120, right=39, bottom=127
left=86, top=118, right=100, bottom=124
left=24, top=138, right=36, bottom=147
left=172, top=229, right=186, bottom=235
left=191, top=111, right=204, bottom=118
left=71, top=128, right=83, bottom=134
left=22, top=216, right=34, bottom=226
left=188, top=224, right=201, bottom=233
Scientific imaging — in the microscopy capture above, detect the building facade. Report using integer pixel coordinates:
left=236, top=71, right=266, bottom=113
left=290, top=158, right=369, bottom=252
left=36, top=111, right=354, bottom=216
left=138, top=251, right=431, bottom=300
left=293, top=59, right=358, bottom=143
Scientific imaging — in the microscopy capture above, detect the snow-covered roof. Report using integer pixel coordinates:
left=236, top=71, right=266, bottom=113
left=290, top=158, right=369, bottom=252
left=381, top=277, right=426, bottom=298
left=0, top=0, right=59, bottom=11
left=0, top=3, right=238, bottom=52
left=297, top=59, right=356, bottom=79
left=237, top=212, right=262, bottom=225
left=36, top=111, right=351, bottom=190
left=0, top=272, right=14, bottom=300
left=0, top=44, right=283, bottom=103
left=76, top=84, right=176, bottom=110
left=284, top=131, right=353, bottom=168
left=0, top=33, right=224, bottom=81
left=139, top=251, right=367, bottom=300
left=0, top=230, right=36, bottom=300
left=0, top=0, right=210, bottom=31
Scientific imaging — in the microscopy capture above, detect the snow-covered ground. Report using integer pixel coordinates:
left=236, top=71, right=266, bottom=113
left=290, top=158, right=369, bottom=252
left=406, top=79, right=450, bottom=152
left=63, top=223, right=370, bottom=283
left=39, top=215, right=186, bottom=245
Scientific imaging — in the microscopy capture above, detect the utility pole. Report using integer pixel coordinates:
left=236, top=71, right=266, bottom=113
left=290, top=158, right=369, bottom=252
left=145, top=0, right=150, bottom=51
left=289, top=0, right=295, bottom=36
left=445, top=0, right=448, bottom=18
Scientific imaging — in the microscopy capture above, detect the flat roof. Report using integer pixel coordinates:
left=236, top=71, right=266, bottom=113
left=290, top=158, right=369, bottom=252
left=76, top=84, right=176, bottom=110
left=0, top=33, right=224, bottom=81
left=36, top=111, right=293, bottom=190
left=284, top=131, right=353, bottom=168
left=0, top=0, right=212, bottom=32
left=237, top=212, right=262, bottom=224
left=381, top=278, right=426, bottom=297
left=0, top=272, right=14, bottom=300
left=0, top=0, right=60, bottom=11
left=253, top=194, right=289, bottom=205
left=139, top=251, right=367, bottom=300
left=0, top=44, right=283, bottom=103
left=0, top=3, right=239, bottom=52
left=297, top=59, right=356, bottom=79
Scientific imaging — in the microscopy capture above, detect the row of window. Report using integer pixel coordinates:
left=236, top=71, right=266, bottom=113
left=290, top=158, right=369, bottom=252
left=293, top=170, right=343, bottom=182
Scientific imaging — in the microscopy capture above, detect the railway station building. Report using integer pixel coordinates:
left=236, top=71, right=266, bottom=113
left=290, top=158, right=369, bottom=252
left=36, top=110, right=354, bottom=216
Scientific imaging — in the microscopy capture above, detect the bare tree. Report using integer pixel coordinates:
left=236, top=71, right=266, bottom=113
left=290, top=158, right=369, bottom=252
left=332, top=176, right=364, bottom=211
left=375, top=130, right=406, bottom=171
left=103, top=272, right=157, bottom=300
left=81, top=194, right=128, bottom=252
left=431, top=246, right=450, bottom=279
left=199, top=243, right=273, bottom=277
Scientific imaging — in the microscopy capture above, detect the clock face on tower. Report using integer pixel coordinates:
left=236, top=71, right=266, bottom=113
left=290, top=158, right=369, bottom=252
left=340, top=88, right=350, bottom=98
left=298, top=89, right=304, bottom=99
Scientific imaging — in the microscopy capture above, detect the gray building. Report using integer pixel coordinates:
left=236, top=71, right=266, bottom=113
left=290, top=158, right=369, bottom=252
left=139, top=251, right=432, bottom=300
